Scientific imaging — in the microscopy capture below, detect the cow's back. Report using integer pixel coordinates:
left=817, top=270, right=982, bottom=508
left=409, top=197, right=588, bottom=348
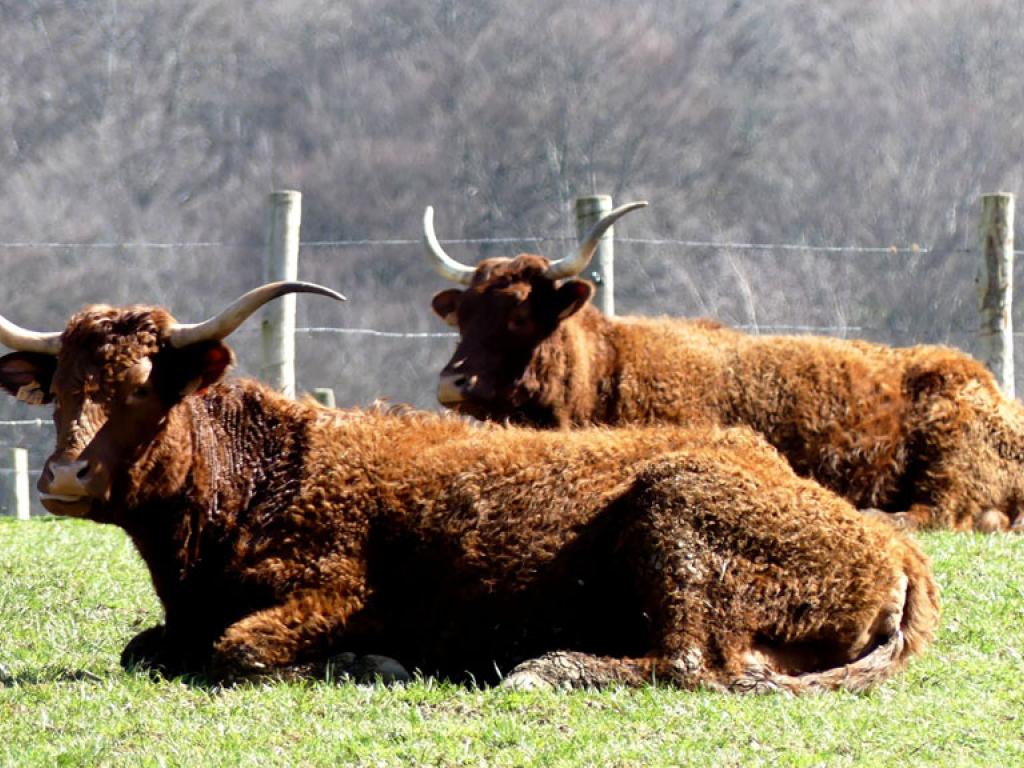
left=604, top=320, right=938, bottom=508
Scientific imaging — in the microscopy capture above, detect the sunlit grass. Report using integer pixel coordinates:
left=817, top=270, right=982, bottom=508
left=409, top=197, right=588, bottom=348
left=1, top=518, right=1022, bottom=767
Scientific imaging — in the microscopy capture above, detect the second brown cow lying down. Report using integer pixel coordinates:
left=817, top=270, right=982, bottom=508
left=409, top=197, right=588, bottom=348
left=425, top=205, right=1024, bottom=532
left=0, top=286, right=938, bottom=691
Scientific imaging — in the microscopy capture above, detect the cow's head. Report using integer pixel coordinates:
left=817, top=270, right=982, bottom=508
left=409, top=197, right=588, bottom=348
left=426, top=202, right=646, bottom=424
left=0, top=282, right=344, bottom=520
left=904, top=360, right=1024, bottom=531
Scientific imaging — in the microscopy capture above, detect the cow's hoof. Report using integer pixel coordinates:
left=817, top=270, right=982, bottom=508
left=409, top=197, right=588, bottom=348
left=355, top=654, right=411, bottom=685
left=208, top=641, right=272, bottom=683
left=120, top=625, right=175, bottom=672
left=327, top=653, right=411, bottom=685
left=975, top=508, right=1010, bottom=533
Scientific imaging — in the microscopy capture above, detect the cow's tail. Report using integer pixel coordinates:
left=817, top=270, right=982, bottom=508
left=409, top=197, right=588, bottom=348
left=728, top=550, right=940, bottom=694
left=728, top=619, right=908, bottom=695
left=893, top=544, right=941, bottom=661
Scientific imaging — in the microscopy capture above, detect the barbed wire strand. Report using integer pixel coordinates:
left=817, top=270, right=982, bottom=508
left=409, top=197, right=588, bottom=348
left=0, top=237, right=1018, bottom=255
left=291, top=325, right=874, bottom=339
left=290, top=323, right=1002, bottom=337
left=296, top=327, right=457, bottom=339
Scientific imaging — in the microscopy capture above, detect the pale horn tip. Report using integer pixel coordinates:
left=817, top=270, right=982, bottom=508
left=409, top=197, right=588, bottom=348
left=280, top=281, right=347, bottom=302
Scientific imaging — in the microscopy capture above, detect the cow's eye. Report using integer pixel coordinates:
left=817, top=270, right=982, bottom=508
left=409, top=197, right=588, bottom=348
left=128, top=385, right=151, bottom=401
left=508, top=313, right=531, bottom=333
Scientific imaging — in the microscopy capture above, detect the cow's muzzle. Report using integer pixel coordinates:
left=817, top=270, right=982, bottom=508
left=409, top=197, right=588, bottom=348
left=38, top=457, right=105, bottom=517
left=438, top=371, right=469, bottom=406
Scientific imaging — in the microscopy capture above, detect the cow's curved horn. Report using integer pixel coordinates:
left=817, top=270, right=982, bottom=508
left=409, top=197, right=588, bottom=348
left=545, top=201, right=648, bottom=281
left=168, top=281, right=346, bottom=348
left=0, top=314, right=62, bottom=355
left=423, top=206, right=476, bottom=285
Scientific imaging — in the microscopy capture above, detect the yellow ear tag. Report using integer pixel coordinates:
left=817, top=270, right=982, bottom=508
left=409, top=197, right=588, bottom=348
left=16, top=382, right=45, bottom=405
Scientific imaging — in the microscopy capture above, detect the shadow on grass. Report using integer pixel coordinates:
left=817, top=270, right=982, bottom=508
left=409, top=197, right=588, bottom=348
left=0, top=665, right=106, bottom=687
left=0, top=662, right=252, bottom=692
left=0, top=655, right=415, bottom=693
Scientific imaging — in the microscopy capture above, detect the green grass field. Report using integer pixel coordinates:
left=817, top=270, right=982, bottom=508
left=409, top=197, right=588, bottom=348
left=1, top=518, right=1023, bottom=767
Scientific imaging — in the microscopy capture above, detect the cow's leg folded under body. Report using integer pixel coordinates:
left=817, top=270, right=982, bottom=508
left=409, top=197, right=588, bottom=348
left=502, top=651, right=656, bottom=690
left=118, top=592, right=371, bottom=681
left=208, top=589, right=371, bottom=681
left=502, top=453, right=937, bottom=693
left=641, top=456, right=936, bottom=692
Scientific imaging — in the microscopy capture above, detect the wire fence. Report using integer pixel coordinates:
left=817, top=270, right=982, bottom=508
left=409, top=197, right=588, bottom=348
left=4, top=235, right=1022, bottom=254
left=0, top=231, right=1007, bottom=338
left=2, top=218, right=1019, bottom=516
left=1, top=234, right=981, bottom=336
left=0, top=231, right=1008, bottom=362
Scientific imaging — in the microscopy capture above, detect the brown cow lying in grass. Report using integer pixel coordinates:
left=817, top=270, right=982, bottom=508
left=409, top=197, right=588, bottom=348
left=0, top=284, right=939, bottom=690
left=426, top=203, right=1024, bottom=532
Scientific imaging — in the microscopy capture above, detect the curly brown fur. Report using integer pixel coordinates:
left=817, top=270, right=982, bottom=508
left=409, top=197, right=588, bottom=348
left=0, top=305, right=939, bottom=690
left=433, top=256, right=1024, bottom=530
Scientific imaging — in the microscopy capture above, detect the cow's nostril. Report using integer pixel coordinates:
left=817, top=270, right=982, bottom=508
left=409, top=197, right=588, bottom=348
left=43, top=458, right=92, bottom=497
left=454, top=376, right=468, bottom=389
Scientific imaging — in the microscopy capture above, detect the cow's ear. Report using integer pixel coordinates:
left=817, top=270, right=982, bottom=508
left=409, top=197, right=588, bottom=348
left=903, top=357, right=979, bottom=402
left=164, top=341, right=235, bottom=398
left=904, top=367, right=945, bottom=402
left=551, top=280, right=594, bottom=321
left=0, top=352, right=57, bottom=405
left=432, top=289, right=464, bottom=327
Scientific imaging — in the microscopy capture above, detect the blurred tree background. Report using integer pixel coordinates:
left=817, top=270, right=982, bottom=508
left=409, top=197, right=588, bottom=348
left=1, top=0, right=1023, bottom=507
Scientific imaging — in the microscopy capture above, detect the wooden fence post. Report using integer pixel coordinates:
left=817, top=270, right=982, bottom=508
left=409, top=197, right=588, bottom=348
left=977, top=193, right=1015, bottom=398
left=262, top=190, right=302, bottom=398
left=575, top=195, right=615, bottom=316
left=8, top=447, right=29, bottom=520
left=311, top=387, right=336, bottom=408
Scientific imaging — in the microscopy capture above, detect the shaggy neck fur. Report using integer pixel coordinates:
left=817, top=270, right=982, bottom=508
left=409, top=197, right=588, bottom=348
left=519, top=306, right=618, bottom=426
left=114, top=381, right=321, bottom=637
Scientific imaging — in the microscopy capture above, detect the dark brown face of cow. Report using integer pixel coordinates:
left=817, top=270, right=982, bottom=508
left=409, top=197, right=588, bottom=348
left=0, top=309, right=233, bottom=519
left=431, top=255, right=593, bottom=425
